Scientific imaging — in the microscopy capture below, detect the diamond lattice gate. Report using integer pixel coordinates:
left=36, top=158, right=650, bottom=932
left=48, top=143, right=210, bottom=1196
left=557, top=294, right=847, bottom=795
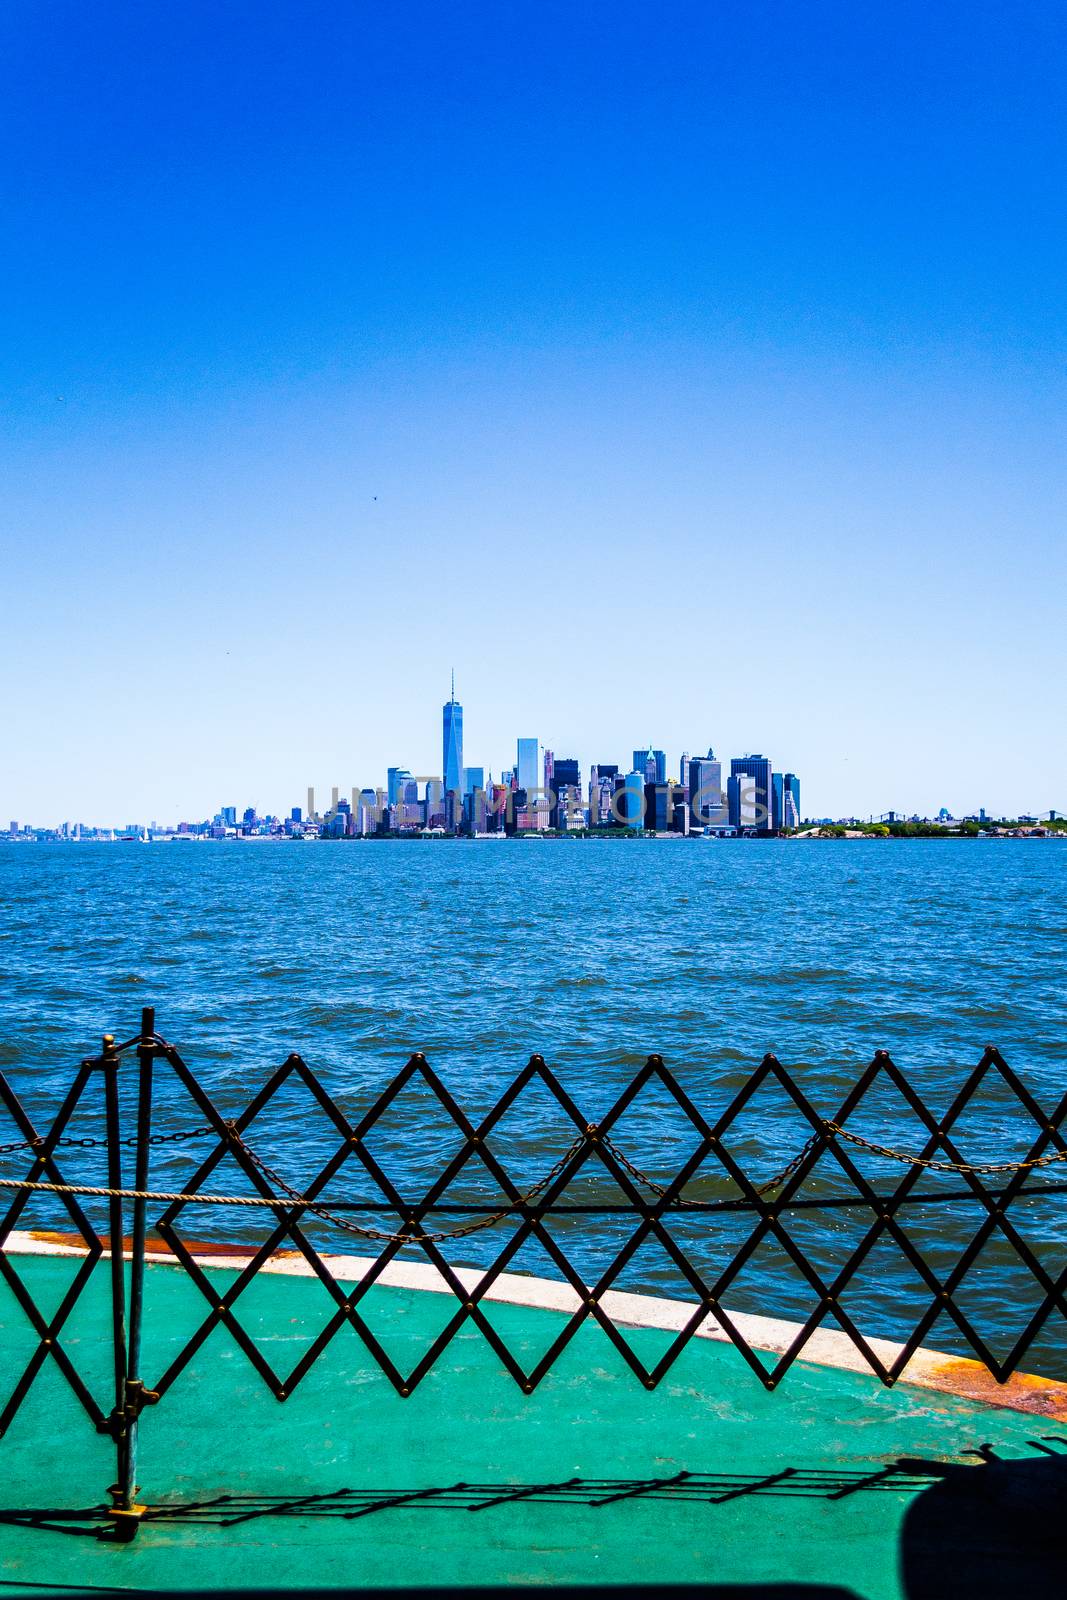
left=1, top=1007, right=1067, bottom=1540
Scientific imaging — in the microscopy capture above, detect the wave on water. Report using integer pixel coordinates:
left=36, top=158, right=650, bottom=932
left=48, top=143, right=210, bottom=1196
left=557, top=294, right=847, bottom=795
left=954, top=1001, right=1017, bottom=1020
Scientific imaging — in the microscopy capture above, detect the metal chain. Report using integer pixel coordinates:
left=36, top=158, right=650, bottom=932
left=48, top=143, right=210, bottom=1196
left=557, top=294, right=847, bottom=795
left=0, top=1127, right=218, bottom=1157
left=600, top=1121, right=1067, bottom=1199
left=601, top=1131, right=822, bottom=1201
left=823, top=1121, right=1067, bottom=1175
left=229, top=1126, right=591, bottom=1243
left=4, top=1120, right=1066, bottom=1236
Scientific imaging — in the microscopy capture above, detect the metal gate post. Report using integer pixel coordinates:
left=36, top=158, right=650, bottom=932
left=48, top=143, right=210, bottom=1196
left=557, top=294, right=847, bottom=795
left=122, top=1007, right=157, bottom=1527
left=101, top=1007, right=156, bottom=1542
left=100, top=1029, right=133, bottom=1534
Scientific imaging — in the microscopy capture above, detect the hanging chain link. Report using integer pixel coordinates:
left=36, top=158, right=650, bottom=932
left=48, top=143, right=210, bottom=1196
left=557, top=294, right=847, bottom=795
left=822, top=1121, right=1067, bottom=1176
left=3, top=1117, right=1066, bottom=1242
left=228, top=1125, right=591, bottom=1243
left=600, top=1131, right=823, bottom=1201
left=599, top=1123, right=1067, bottom=1199
left=0, top=1126, right=218, bottom=1157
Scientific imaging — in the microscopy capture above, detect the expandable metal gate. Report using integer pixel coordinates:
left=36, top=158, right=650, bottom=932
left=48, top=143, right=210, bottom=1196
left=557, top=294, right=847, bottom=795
left=2, top=1009, right=1066, bottom=1540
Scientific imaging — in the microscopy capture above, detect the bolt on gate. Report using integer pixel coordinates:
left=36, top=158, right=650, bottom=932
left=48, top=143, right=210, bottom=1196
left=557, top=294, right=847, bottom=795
left=2, top=1007, right=1067, bottom=1541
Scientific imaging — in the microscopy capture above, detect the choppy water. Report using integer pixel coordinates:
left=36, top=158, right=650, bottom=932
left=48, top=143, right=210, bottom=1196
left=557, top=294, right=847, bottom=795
left=1, top=839, right=1065, bottom=1373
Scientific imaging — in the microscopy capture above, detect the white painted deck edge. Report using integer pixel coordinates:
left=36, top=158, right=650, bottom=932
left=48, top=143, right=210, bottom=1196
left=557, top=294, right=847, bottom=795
left=7, top=1228, right=1066, bottom=1420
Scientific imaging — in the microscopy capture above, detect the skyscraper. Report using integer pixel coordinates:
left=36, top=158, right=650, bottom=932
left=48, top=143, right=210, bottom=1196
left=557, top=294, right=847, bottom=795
left=590, top=764, right=619, bottom=828
left=517, top=738, right=541, bottom=792
left=633, top=748, right=666, bottom=784
left=442, top=675, right=463, bottom=801
left=770, top=772, right=801, bottom=830
left=550, top=758, right=582, bottom=828
left=516, top=738, right=548, bottom=830
left=689, top=753, right=726, bottom=827
left=387, top=767, right=414, bottom=807
left=620, top=769, right=646, bottom=830
left=730, top=755, right=773, bottom=832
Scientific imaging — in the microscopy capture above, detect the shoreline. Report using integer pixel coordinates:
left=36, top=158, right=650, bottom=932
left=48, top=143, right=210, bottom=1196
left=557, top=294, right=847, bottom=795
left=2, top=833, right=1062, bottom=846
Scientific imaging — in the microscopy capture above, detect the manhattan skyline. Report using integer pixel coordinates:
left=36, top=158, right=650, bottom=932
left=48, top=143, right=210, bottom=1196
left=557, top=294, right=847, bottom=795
left=3, top=669, right=1062, bottom=832
left=2, top=4, right=1065, bottom=825
left=7, top=674, right=1060, bottom=835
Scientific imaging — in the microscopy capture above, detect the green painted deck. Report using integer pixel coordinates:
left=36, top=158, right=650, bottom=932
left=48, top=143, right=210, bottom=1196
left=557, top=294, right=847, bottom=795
left=1, top=1252, right=1063, bottom=1597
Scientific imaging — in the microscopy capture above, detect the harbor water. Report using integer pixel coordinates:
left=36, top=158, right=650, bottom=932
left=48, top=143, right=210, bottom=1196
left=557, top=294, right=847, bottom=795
left=1, top=838, right=1065, bottom=1374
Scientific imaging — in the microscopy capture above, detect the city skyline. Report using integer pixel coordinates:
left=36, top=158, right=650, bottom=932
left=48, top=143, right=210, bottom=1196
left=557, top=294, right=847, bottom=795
left=7, top=677, right=1060, bottom=837
left=3, top=7, right=1065, bottom=825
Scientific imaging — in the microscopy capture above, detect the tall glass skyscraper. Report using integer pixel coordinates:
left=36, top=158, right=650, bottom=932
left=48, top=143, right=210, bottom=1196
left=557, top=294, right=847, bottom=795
left=442, top=676, right=463, bottom=797
left=730, top=754, right=773, bottom=832
left=516, top=738, right=541, bottom=792
left=621, top=770, right=646, bottom=830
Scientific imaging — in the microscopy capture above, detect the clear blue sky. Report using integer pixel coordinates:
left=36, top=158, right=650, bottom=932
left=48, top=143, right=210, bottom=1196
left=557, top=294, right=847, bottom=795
left=2, top=1, right=1064, bottom=824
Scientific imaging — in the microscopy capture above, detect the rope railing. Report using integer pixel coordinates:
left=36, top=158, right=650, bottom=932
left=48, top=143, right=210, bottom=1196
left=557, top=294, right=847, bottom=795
left=4, top=1123, right=1066, bottom=1243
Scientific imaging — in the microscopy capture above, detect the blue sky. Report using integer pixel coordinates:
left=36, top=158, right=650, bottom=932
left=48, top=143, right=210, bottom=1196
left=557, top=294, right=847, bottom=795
left=2, top=1, right=1065, bottom=823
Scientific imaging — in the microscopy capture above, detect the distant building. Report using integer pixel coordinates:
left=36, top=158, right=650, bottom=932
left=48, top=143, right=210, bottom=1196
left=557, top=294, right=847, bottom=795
left=550, top=757, right=582, bottom=828
left=619, top=770, right=645, bottom=830
left=730, top=755, right=773, bottom=832
left=644, top=781, right=691, bottom=832
left=387, top=768, right=414, bottom=807
left=633, top=748, right=666, bottom=785
left=727, top=772, right=758, bottom=830
left=425, top=777, right=446, bottom=828
left=442, top=678, right=463, bottom=806
left=771, top=773, right=800, bottom=830
left=672, top=787, right=690, bottom=833
left=517, top=738, right=540, bottom=791
left=463, top=786, right=488, bottom=833
left=516, top=738, right=548, bottom=829
left=589, top=764, right=619, bottom=827
left=679, top=752, right=690, bottom=789
left=464, top=767, right=485, bottom=795
left=513, top=787, right=536, bottom=831
left=689, top=753, right=726, bottom=828
left=357, top=789, right=383, bottom=833
left=486, top=782, right=511, bottom=832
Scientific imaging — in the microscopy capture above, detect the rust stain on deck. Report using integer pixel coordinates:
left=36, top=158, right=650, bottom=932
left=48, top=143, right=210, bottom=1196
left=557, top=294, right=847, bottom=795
left=923, top=1355, right=1067, bottom=1422
left=27, top=1227, right=300, bottom=1260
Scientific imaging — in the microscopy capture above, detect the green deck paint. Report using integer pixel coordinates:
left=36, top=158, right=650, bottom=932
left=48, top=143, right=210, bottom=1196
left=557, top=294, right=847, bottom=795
left=0, top=1254, right=1055, bottom=1596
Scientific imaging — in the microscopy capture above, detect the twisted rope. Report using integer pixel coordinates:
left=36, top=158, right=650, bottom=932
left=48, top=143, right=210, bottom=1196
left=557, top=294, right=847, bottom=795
left=3, top=1120, right=1065, bottom=1246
